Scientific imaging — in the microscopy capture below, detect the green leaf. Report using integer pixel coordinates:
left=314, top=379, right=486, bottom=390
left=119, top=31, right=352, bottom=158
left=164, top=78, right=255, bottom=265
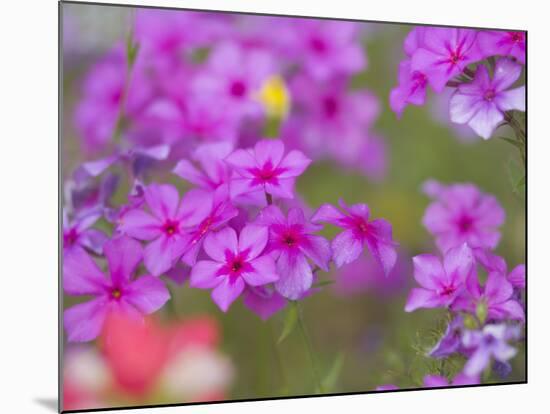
left=277, top=303, right=298, bottom=344
left=322, top=352, right=345, bottom=392
left=497, top=136, right=523, bottom=150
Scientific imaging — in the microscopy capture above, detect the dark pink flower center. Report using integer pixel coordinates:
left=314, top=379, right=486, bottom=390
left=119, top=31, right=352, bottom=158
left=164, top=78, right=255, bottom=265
left=310, top=36, right=328, bottom=54
left=222, top=251, right=253, bottom=281
left=110, top=89, right=123, bottom=105
left=229, top=80, right=247, bottom=98
left=440, top=284, right=456, bottom=297
left=509, top=32, right=524, bottom=43
left=456, top=214, right=474, bottom=233
left=250, top=161, right=286, bottom=185
left=449, top=51, right=463, bottom=65
left=412, top=71, right=427, bottom=87
left=162, top=219, right=180, bottom=236
left=64, top=228, right=79, bottom=247
left=322, top=96, right=339, bottom=118
left=484, top=89, right=496, bottom=101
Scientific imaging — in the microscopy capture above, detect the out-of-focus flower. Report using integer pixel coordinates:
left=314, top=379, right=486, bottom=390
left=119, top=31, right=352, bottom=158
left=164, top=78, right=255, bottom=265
left=225, top=140, right=311, bottom=202
left=477, top=31, right=526, bottom=64
left=311, top=200, right=397, bottom=275
left=405, top=243, right=474, bottom=312
left=63, top=237, right=170, bottom=342
left=285, top=75, right=385, bottom=179
left=462, top=324, right=521, bottom=376
left=411, top=28, right=480, bottom=92
left=63, top=210, right=107, bottom=255
left=423, top=372, right=479, bottom=387
left=422, top=181, right=505, bottom=253
left=118, top=184, right=211, bottom=276
left=450, top=58, right=525, bottom=139
left=190, top=225, right=279, bottom=311
left=333, top=249, right=409, bottom=297
left=192, top=41, right=276, bottom=120
left=282, top=19, right=366, bottom=81
left=454, top=271, right=524, bottom=322
left=429, top=315, right=465, bottom=358
left=74, top=46, right=153, bottom=153
left=389, top=59, right=428, bottom=117
left=257, top=205, right=331, bottom=299
left=63, top=346, right=111, bottom=411
left=242, top=285, right=287, bottom=320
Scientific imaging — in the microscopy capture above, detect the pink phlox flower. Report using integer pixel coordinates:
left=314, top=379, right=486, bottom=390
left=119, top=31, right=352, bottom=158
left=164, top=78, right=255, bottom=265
left=63, top=236, right=170, bottom=342
left=311, top=200, right=397, bottom=276
left=257, top=205, right=332, bottom=300
left=450, top=58, right=525, bottom=139
left=190, top=225, right=279, bottom=312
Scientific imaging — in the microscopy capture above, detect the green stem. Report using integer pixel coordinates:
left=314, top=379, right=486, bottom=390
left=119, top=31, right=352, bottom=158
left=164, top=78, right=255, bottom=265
left=294, top=301, right=324, bottom=393
left=268, top=320, right=290, bottom=395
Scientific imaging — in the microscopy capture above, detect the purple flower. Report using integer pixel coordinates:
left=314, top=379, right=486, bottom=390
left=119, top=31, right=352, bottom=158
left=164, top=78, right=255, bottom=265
left=190, top=225, right=279, bottom=312
left=74, top=46, right=152, bottom=153
left=462, top=324, right=521, bottom=376
left=192, top=42, right=275, bottom=120
left=389, top=59, right=428, bottom=117
left=423, top=372, right=479, bottom=387
left=477, top=31, right=526, bottom=64
left=311, top=200, right=397, bottom=276
left=507, top=264, right=525, bottom=290
left=282, top=19, right=366, bottom=81
left=422, top=181, right=505, bottom=253
left=405, top=243, right=474, bottom=312
left=63, top=236, right=170, bottom=342
left=173, top=142, right=233, bottom=191
left=456, top=270, right=525, bottom=322
left=284, top=75, right=385, bottom=179
left=243, top=285, right=287, bottom=320
left=429, top=315, right=465, bottom=358
left=257, top=205, right=331, bottom=300
left=118, top=184, right=211, bottom=276
left=450, top=58, right=525, bottom=139
left=411, top=28, right=480, bottom=92
left=63, top=210, right=107, bottom=255
left=225, top=140, right=311, bottom=202
left=181, top=186, right=239, bottom=266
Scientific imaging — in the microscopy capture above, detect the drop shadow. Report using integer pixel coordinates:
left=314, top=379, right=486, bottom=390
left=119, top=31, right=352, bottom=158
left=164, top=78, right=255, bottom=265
left=34, top=397, right=58, bottom=412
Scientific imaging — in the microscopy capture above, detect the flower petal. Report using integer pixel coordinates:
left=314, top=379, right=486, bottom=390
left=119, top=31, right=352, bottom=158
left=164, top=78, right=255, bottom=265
left=124, top=275, right=171, bottom=314
left=211, top=277, right=245, bottom=312
left=243, top=287, right=287, bottom=320
left=493, top=58, right=522, bottom=91
left=145, top=184, right=180, bottom=220
left=277, top=150, right=311, bottom=178
left=311, top=203, right=346, bottom=227
left=225, top=149, right=256, bottom=177
left=331, top=229, right=363, bottom=268
left=118, top=209, right=162, bottom=240
left=254, top=140, right=285, bottom=168
left=104, top=236, right=143, bottom=285
left=143, top=235, right=173, bottom=277
left=405, top=287, right=442, bottom=312
left=176, top=189, right=213, bottom=227
left=64, top=298, right=109, bottom=342
left=443, top=243, right=475, bottom=286
left=190, top=260, right=225, bottom=289
left=485, top=272, right=513, bottom=304
left=495, top=86, right=525, bottom=112
left=63, top=247, right=108, bottom=296
left=300, top=234, right=332, bottom=271
left=239, top=225, right=269, bottom=260
left=243, top=255, right=279, bottom=286
left=275, top=251, right=313, bottom=300
left=412, top=254, right=445, bottom=290
left=204, top=227, right=238, bottom=262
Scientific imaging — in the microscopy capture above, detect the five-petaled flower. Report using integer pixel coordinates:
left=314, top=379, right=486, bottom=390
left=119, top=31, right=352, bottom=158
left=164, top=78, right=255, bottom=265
left=422, top=181, right=505, bottom=253
left=63, top=236, right=170, bottom=342
left=118, top=184, right=212, bottom=276
left=405, top=243, right=474, bottom=312
left=450, top=58, right=525, bottom=139
left=225, top=140, right=311, bottom=202
left=258, top=205, right=331, bottom=300
left=190, top=225, right=279, bottom=312
left=311, top=200, right=397, bottom=276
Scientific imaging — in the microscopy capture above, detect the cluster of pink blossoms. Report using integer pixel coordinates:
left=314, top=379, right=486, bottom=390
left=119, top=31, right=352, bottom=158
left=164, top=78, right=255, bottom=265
left=390, top=28, right=525, bottom=139
left=63, top=139, right=398, bottom=341
left=390, top=180, right=525, bottom=388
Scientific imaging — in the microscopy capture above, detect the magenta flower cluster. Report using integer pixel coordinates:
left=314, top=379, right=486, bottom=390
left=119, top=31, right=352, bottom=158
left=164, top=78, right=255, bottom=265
left=390, top=28, right=525, bottom=139
left=402, top=180, right=524, bottom=384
